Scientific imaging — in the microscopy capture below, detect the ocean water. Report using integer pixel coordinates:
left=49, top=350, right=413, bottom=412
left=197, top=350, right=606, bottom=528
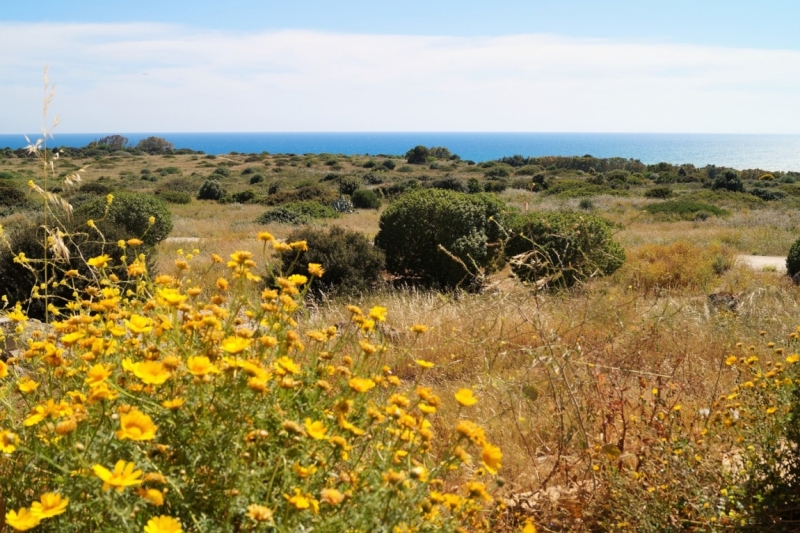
left=2, top=132, right=800, bottom=171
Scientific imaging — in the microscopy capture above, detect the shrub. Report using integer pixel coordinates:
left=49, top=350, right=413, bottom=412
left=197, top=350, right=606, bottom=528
left=261, top=185, right=338, bottom=207
left=787, top=237, right=800, bottom=277
left=78, top=181, right=114, bottom=196
left=212, top=166, right=231, bottom=178
left=338, top=176, right=362, bottom=196
left=484, top=166, right=510, bottom=179
left=282, top=201, right=341, bottom=219
left=197, top=179, right=226, bottom=201
left=506, top=212, right=625, bottom=288
left=351, top=188, right=382, bottom=209
left=75, top=191, right=173, bottom=246
left=135, top=136, right=174, bottom=154
left=749, top=188, right=786, bottom=201
left=643, top=200, right=727, bottom=220
left=543, top=180, right=622, bottom=198
left=467, top=178, right=483, bottom=194
left=155, top=190, right=192, bottom=204
left=220, top=189, right=259, bottom=204
left=381, top=159, right=396, bottom=171
left=622, top=241, right=734, bottom=294
left=0, top=182, right=30, bottom=209
left=249, top=173, right=265, bottom=184
left=397, top=165, right=414, bottom=173
left=431, top=177, right=467, bottom=193
left=644, top=186, right=673, bottom=199
left=514, top=165, right=544, bottom=176
left=578, top=199, right=594, bottom=210
left=363, top=172, right=384, bottom=185
left=483, top=181, right=507, bottom=193
left=712, top=169, right=745, bottom=192
left=405, top=145, right=430, bottom=164
left=254, top=207, right=310, bottom=225
left=157, top=166, right=181, bottom=176
left=375, top=188, right=512, bottom=288
left=281, top=226, right=385, bottom=296
left=255, top=201, right=340, bottom=225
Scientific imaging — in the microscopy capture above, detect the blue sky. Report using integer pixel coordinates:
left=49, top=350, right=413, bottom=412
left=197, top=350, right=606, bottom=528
left=3, top=1, right=800, bottom=133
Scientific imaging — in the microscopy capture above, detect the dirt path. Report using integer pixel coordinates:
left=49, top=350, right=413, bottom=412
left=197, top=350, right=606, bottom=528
left=736, top=255, right=786, bottom=272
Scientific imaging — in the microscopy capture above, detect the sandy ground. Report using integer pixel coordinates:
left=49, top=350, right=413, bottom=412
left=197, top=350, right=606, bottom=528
left=736, top=255, right=787, bottom=272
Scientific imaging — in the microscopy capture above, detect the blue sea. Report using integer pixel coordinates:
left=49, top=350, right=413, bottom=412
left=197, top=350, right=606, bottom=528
left=3, top=132, right=800, bottom=171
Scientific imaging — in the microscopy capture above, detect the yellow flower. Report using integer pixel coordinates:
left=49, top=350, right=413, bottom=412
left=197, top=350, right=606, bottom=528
left=786, top=354, right=800, bottom=364
left=116, top=409, right=158, bottom=441
left=359, top=340, right=377, bottom=355
left=307, top=263, right=325, bottom=277
left=285, top=489, right=319, bottom=514
left=766, top=407, right=778, bottom=414
left=456, top=420, right=487, bottom=446
left=725, top=355, right=737, bottom=366
left=137, top=487, right=165, bottom=506
left=127, top=238, right=144, bottom=246
left=287, top=274, right=308, bottom=286
left=369, top=306, right=387, bottom=322
left=304, top=418, right=328, bottom=440
left=290, top=240, right=308, bottom=251
left=186, top=356, right=220, bottom=376
left=1, top=429, right=19, bottom=453
left=156, top=288, right=187, bottom=307
left=17, top=377, right=39, bottom=393
left=246, top=504, right=274, bottom=522
left=0, top=359, right=7, bottom=378
left=31, top=492, right=69, bottom=519
left=522, top=521, right=538, bottom=533
left=60, top=331, right=86, bottom=346
left=125, top=314, right=154, bottom=334
left=455, top=388, right=478, bottom=406
left=93, top=460, right=143, bottom=492
left=85, top=363, right=113, bottom=387
left=481, top=443, right=503, bottom=474
left=5, top=508, right=40, bottom=531
left=161, top=398, right=185, bottom=410
left=220, top=336, right=252, bottom=354
left=349, top=377, right=376, bottom=393
left=274, top=356, right=301, bottom=375
left=320, top=488, right=345, bottom=505
left=144, top=515, right=182, bottom=533
left=292, top=462, right=318, bottom=478
left=257, top=231, right=275, bottom=243
left=410, top=324, right=428, bottom=334
left=465, top=481, right=492, bottom=501
left=87, top=254, right=112, bottom=268
left=415, top=359, right=435, bottom=369
left=134, top=361, right=171, bottom=386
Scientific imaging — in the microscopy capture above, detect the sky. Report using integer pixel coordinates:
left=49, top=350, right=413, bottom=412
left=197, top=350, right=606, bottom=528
left=3, top=1, right=800, bottom=133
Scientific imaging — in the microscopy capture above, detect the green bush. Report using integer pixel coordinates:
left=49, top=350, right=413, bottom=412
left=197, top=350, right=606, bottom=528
left=220, top=190, right=258, bottom=204
left=281, top=226, right=385, bottom=297
left=212, top=166, right=231, bottom=178
left=0, top=182, right=30, bottom=209
left=787, top=237, right=800, bottom=277
left=506, top=211, right=625, bottom=288
left=197, top=179, right=226, bottom=201
left=381, top=159, right=396, bottom=171
left=643, top=200, right=728, bottom=220
left=514, top=165, right=544, bottom=176
left=351, top=188, right=381, bottom=209
left=261, top=185, right=338, bottom=206
left=431, top=177, right=467, bottom=193
left=749, top=188, right=786, bottom=201
left=0, top=218, right=150, bottom=319
left=249, top=173, right=265, bottom=184
left=155, top=190, right=192, bottom=204
left=338, top=176, right=362, bottom=196
left=255, top=201, right=340, bottom=225
left=75, top=191, right=173, bottom=247
left=157, top=166, right=181, bottom=176
left=544, top=180, right=622, bottom=198
left=375, top=188, right=512, bottom=288
left=712, top=169, right=745, bottom=192
left=405, top=146, right=430, bottom=164
left=644, top=186, right=673, bottom=199
left=78, top=181, right=114, bottom=196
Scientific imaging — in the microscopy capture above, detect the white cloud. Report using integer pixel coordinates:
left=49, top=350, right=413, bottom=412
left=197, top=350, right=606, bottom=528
left=2, top=23, right=800, bottom=132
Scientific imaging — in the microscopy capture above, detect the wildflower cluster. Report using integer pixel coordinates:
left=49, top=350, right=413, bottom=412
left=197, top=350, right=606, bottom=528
left=0, top=237, right=502, bottom=532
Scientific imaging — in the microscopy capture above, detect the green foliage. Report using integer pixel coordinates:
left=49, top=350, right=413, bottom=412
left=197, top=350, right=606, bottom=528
left=157, top=166, right=181, bottom=176
left=220, top=190, right=259, bottom=204
left=543, top=180, right=624, bottom=198
left=467, top=178, right=483, bottom=194
left=351, top=188, right=381, bottom=209
left=197, top=179, right=226, bottom=201
left=78, top=181, right=114, bottom=196
left=644, top=186, right=673, bottom=199
left=135, top=136, right=174, bottom=154
left=262, top=185, right=338, bottom=206
left=255, top=201, right=340, bottom=225
left=249, top=173, right=265, bottom=184
left=643, top=200, right=728, bottom=220
left=282, top=226, right=386, bottom=297
left=338, top=176, right=362, bottom=196
left=506, top=211, right=625, bottom=288
left=513, top=165, right=544, bottom=176
left=786, top=237, right=800, bottom=277
left=431, top=177, right=467, bottom=193
left=381, top=159, right=396, bottom=171
left=405, top=146, right=430, bottom=164
left=375, top=188, right=512, bottom=288
left=155, top=190, right=192, bottom=204
left=75, top=191, right=173, bottom=247
left=712, top=169, right=745, bottom=192
left=748, top=187, right=786, bottom=201
left=212, top=166, right=231, bottom=178
left=484, top=166, right=510, bottom=179
left=0, top=182, right=30, bottom=210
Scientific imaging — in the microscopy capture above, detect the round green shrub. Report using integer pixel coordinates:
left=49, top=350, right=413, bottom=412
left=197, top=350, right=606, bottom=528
left=375, top=188, right=512, bottom=288
left=787, top=237, right=800, bottom=277
left=211, top=166, right=231, bottom=178
left=281, top=200, right=341, bottom=219
left=75, top=191, right=173, bottom=247
left=249, top=173, right=265, bottom=184
left=644, top=186, right=673, bottom=199
left=281, top=226, right=385, bottom=297
left=197, top=179, right=226, bottom=201
left=351, top=188, right=381, bottom=209
left=255, top=208, right=309, bottom=225
left=155, top=190, right=192, bottom=204
left=338, top=176, right=362, bottom=196
left=712, top=169, right=745, bottom=192
left=643, top=200, right=727, bottom=220
left=506, top=211, right=625, bottom=288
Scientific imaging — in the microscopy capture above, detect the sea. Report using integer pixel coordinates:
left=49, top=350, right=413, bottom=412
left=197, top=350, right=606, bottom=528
left=2, top=132, right=800, bottom=171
